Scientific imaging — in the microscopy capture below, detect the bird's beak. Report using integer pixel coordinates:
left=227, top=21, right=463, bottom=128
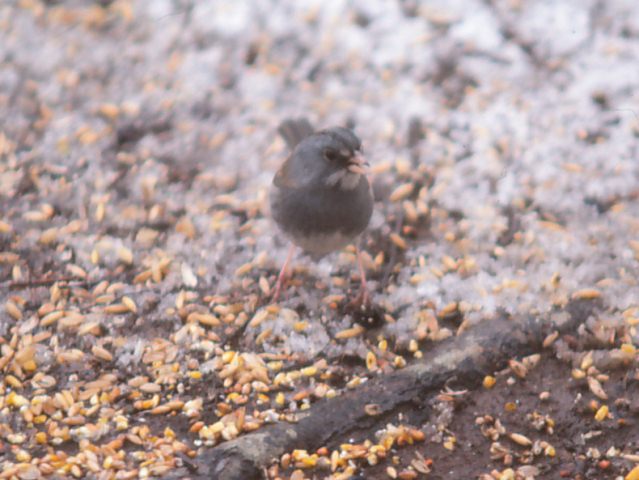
left=347, top=152, right=369, bottom=175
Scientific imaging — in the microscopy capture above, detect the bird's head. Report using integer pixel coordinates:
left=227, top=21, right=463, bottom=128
left=292, top=126, right=368, bottom=190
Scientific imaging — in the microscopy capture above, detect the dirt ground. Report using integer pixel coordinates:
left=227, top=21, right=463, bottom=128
left=1, top=1, right=639, bottom=479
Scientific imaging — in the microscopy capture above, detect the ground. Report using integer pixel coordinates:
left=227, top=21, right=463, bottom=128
left=1, top=0, right=639, bottom=479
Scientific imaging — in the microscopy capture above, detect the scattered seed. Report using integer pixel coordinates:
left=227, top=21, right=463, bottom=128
left=335, top=325, right=365, bottom=339
left=587, top=376, right=608, bottom=400
left=5, top=300, right=23, bottom=321
left=594, top=405, right=609, bottom=421
left=509, top=433, right=532, bottom=447
left=366, top=351, right=377, bottom=371
left=121, top=296, right=137, bottom=313
left=626, top=466, right=639, bottom=480
left=365, top=403, right=382, bottom=416
left=483, top=375, right=496, bottom=389
left=508, top=359, right=528, bottom=379
left=118, top=247, right=134, bottom=265
left=571, top=288, right=601, bottom=300
left=542, top=331, right=559, bottom=348
left=389, top=233, right=407, bottom=250
left=389, top=183, right=414, bottom=202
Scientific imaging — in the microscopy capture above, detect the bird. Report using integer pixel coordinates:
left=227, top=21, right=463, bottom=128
left=269, top=118, right=374, bottom=303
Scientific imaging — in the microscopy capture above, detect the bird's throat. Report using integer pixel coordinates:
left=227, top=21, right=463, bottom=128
left=324, top=170, right=361, bottom=190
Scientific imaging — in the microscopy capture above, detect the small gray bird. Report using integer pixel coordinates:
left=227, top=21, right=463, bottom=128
left=269, top=118, right=374, bottom=302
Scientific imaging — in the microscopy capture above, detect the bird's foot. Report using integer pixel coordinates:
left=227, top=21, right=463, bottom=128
left=270, top=245, right=296, bottom=303
left=348, top=286, right=371, bottom=310
left=271, top=277, right=286, bottom=302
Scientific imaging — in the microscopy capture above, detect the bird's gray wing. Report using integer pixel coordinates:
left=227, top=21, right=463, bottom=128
left=272, top=155, right=302, bottom=189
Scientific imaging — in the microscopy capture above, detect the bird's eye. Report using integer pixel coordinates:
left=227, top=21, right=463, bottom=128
left=324, top=149, right=339, bottom=162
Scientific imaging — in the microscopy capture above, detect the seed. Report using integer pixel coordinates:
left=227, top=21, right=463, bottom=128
left=571, top=288, right=601, bottom=300
left=394, top=356, right=406, bottom=368
left=97, top=102, right=120, bottom=119
left=121, top=296, right=137, bottom=313
left=500, top=468, right=515, bottom=480
left=95, top=294, right=116, bottom=304
left=5, top=300, right=23, bottom=320
left=57, top=349, right=85, bottom=363
left=442, top=255, right=457, bottom=271
left=522, top=353, right=541, bottom=369
left=104, top=303, right=129, bottom=314
left=594, top=405, right=609, bottom=421
left=402, top=201, right=418, bottom=223
left=398, top=470, right=417, bottom=480
left=483, top=375, right=496, bottom=389
left=626, top=466, right=639, bottom=480
left=6, top=375, right=23, bottom=388
left=249, top=309, right=269, bottom=328
left=322, top=294, right=345, bottom=305
left=118, top=247, right=133, bottom=265
left=290, top=470, right=305, bottom=480
left=346, top=377, right=362, bottom=389
left=293, top=321, right=308, bottom=332
left=63, top=415, right=86, bottom=426
left=587, top=376, right=608, bottom=400
left=572, top=368, right=586, bottom=379
left=0, top=220, right=12, bottom=233
left=443, top=435, right=456, bottom=450
left=389, top=233, right=407, bottom=250
left=580, top=351, right=593, bottom=370
left=438, top=302, right=458, bottom=318
left=255, top=328, right=272, bottom=345
left=510, top=433, right=532, bottom=447
left=133, top=269, right=153, bottom=283
left=542, top=331, right=559, bottom=348
left=188, top=312, right=220, bottom=327
left=366, top=351, right=377, bottom=371
left=365, top=404, right=381, bottom=416
left=78, top=321, right=101, bottom=336
left=259, top=276, right=270, bottom=295
left=92, top=345, right=113, bottom=362
left=301, top=366, right=317, bottom=377
left=234, top=262, right=253, bottom=276
left=335, top=325, right=365, bottom=339
left=66, top=264, right=87, bottom=278
left=176, top=217, right=196, bottom=238
left=39, top=228, right=58, bottom=244
left=389, top=183, right=414, bottom=202
left=508, top=359, right=528, bottom=379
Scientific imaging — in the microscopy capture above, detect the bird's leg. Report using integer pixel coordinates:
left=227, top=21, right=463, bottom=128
left=354, top=243, right=370, bottom=307
left=272, top=244, right=296, bottom=302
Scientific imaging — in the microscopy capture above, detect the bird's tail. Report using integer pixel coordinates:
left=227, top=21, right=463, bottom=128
left=278, top=118, right=314, bottom=150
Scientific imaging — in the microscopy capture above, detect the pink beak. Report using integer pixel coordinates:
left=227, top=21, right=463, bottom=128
left=347, top=152, right=369, bottom=175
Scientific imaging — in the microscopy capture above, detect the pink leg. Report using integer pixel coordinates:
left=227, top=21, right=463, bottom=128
left=272, top=244, right=295, bottom=301
left=356, top=243, right=370, bottom=306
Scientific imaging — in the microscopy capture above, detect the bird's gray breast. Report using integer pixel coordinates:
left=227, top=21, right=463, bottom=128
left=270, top=175, right=373, bottom=256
